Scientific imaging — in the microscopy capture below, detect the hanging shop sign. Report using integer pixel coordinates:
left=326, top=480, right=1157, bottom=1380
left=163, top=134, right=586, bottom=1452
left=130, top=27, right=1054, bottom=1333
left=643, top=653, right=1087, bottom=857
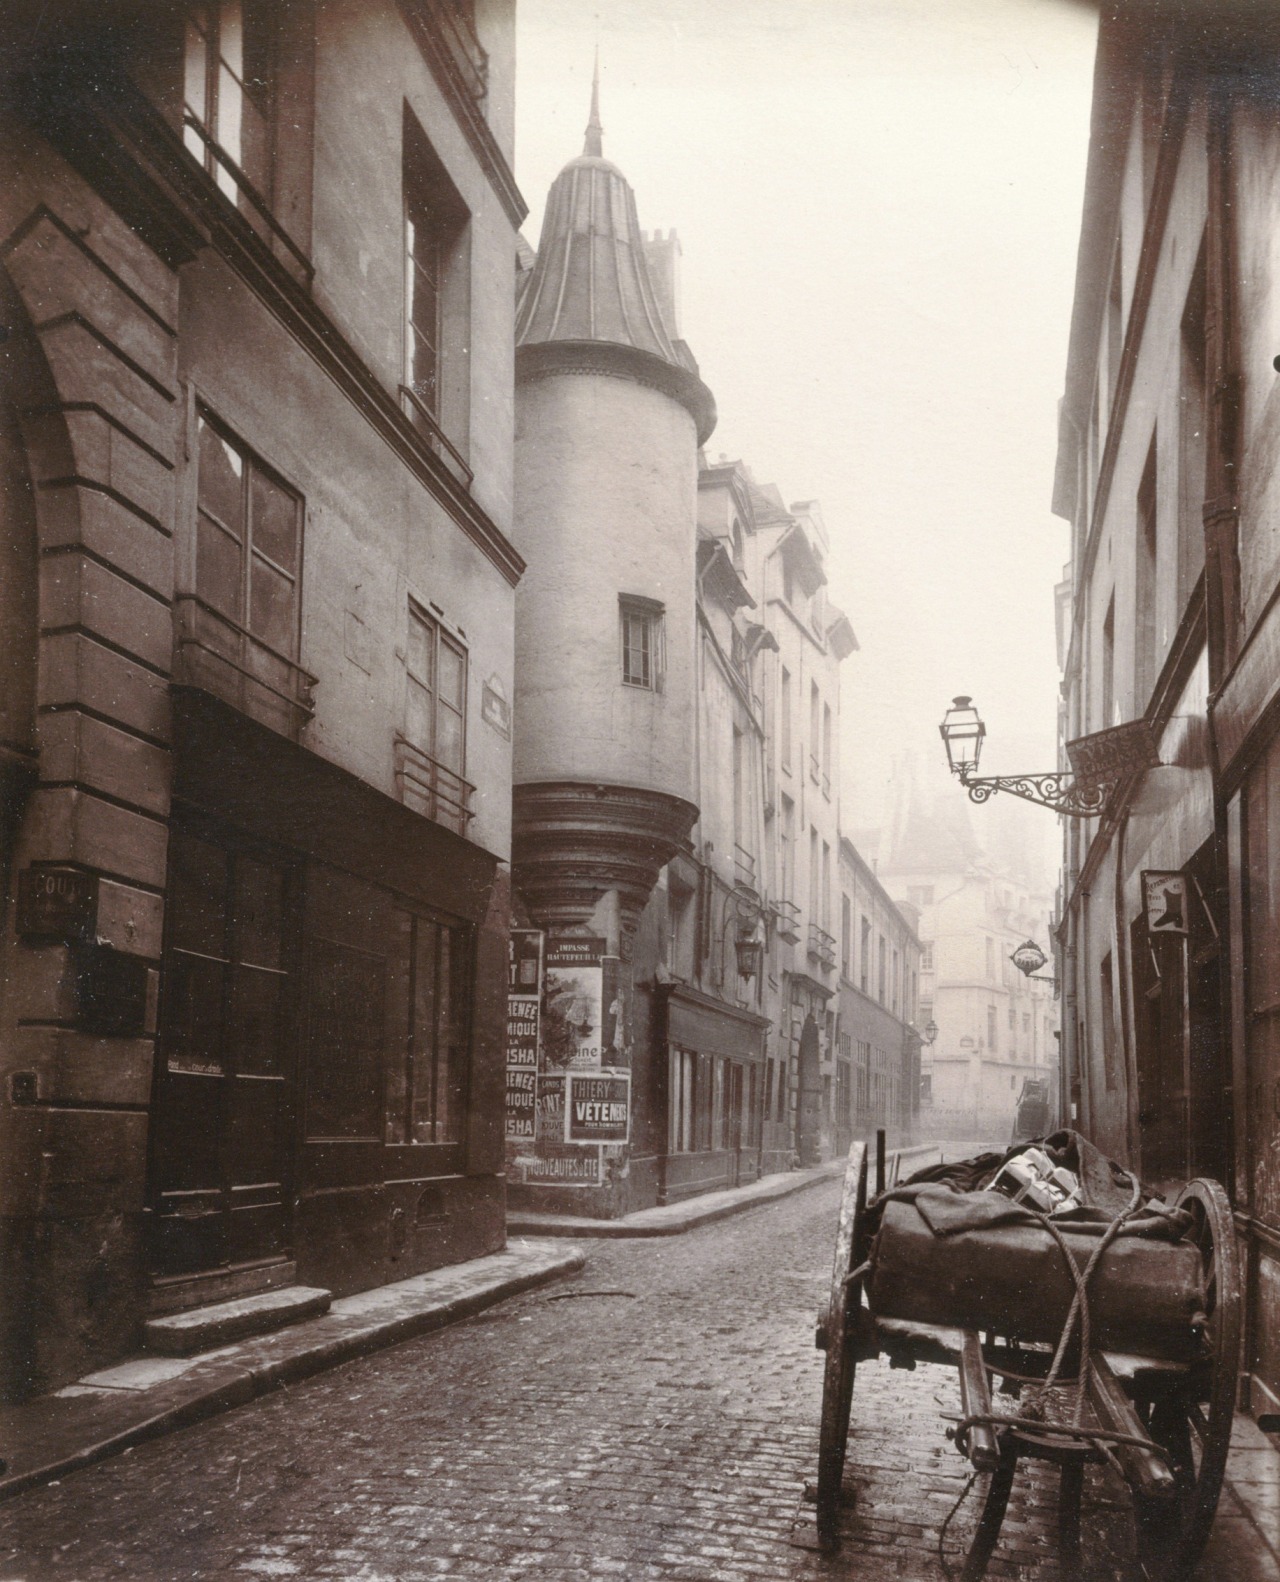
left=1066, top=719, right=1161, bottom=786
left=565, top=1070, right=631, bottom=1144
left=1142, top=870, right=1189, bottom=936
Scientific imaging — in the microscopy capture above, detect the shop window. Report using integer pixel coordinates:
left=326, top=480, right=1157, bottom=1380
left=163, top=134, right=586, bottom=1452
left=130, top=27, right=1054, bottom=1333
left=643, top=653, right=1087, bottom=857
left=399, top=604, right=471, bottom=834
left=669, top=1046, right=695, bottom=1153
left=402, top=111, right=472, bottom=471
left=386, top=910, right=471, bottom=1147
left=195, top=412, right=302, bottom=659
left=620, top=595, right=665, bottom=690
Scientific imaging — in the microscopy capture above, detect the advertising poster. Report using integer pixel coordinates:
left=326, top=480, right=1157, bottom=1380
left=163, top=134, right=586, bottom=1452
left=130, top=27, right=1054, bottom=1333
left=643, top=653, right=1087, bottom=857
left=505, top=928, right=543, bottom=1143
left=543, top=936, right=606, bottom=1069
left=518, top=1145, right=602, bottom=1187
left=565, top=1070, right=631, bottom=1144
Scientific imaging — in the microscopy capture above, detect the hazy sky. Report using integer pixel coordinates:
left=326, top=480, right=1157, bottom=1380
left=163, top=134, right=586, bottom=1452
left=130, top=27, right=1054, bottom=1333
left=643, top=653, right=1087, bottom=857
left=513, top=0, right=1099, bottom=867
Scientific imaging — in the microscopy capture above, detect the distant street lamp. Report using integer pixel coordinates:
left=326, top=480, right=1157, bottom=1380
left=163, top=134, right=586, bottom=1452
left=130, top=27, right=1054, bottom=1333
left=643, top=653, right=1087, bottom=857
left=938, top=696, right=1120, bottom=819
left=1010, top=939, right=1058, bottom=987
left=923, top=1019, right=939, bottom=1045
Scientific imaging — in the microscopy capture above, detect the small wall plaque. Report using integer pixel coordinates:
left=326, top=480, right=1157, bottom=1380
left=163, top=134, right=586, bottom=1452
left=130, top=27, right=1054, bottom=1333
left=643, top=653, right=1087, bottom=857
left=17, top=866, right=98, bottom=943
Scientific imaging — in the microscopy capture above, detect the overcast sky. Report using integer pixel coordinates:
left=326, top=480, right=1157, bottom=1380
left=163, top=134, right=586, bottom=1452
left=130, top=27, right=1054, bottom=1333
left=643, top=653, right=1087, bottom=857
left=513, top=0, right=1099, bottom=878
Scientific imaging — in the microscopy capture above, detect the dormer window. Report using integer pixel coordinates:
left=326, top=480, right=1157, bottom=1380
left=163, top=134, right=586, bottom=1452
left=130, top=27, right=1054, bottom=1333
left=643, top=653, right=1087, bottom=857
left=620, top=595, right=665, bottom=691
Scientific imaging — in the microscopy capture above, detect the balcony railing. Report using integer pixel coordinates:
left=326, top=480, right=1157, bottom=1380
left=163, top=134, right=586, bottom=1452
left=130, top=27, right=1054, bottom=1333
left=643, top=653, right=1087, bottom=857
left=733, top=842, right=757, bottom=892
left=182, top=116, right=314, bottom=288
left=775, top=897, right=802, bottom=944
left=394, top=735, right=475, bottom=835
left=808, top=922, right=838, bottom=971
left=173, top=596, right=316, bottom=740
left=399, top=385, right=474, bottom=489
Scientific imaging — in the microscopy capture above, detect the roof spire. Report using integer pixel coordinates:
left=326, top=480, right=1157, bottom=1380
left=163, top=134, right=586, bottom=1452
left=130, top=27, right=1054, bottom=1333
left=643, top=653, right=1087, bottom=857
left=584, top=49, right=603, bottom=157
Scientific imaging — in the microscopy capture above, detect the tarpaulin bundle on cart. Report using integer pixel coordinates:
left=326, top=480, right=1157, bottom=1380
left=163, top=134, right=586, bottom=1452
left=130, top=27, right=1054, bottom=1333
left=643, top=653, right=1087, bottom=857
left=813, top=1132, right=1240, bottom=1582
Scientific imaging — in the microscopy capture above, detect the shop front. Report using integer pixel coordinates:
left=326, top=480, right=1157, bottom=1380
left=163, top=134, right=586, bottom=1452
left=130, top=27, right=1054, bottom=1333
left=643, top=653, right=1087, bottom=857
left=146, top=692, right=507, bottom=1317
left=658, top=984, right=767, bottom=1204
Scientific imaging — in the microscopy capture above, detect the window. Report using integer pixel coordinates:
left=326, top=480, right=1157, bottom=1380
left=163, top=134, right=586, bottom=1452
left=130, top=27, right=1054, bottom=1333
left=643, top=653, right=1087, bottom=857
left=841, top=894, right=852, bottom=978
left=1178, top=242, right=1208, bottom=609
left=1101, top=951, right=1118, bottom=1092
left=196, top=411, right=301, bottom=658
left=809, top=682, right=820, bottom=781
left=1136, top=437, right=1158, bottom=706
left=403, top=112, right=471, bottom=457
left=402, top=604, right=469, bottom=833
left=860, top=917, right=871, bottom=994
left=780, top=795, right=795, bottom=904
left=988, top=1005, right=998, bottom=1051
left=908, top=885, right=934, bottom=908
left=877, top=934, right=886, bottom=1003
left=185, top=1, right=276, bottom=201
left=669, top=1047, right=696, bottom=1152
left=985, top=936, right=995, bottom=980
left=821, top=841, right=831, bottom=929
left=386, top=909, right=471, bottom=1147
left=780, top=667, right=792, bottom=768
left=1008, top=1006, right=1016, bottom=1030
left=620, top=596, right=664, bottom=690
left=922, top=943, right=934, bottom=971
left=821, top=703, right=832, bottom=795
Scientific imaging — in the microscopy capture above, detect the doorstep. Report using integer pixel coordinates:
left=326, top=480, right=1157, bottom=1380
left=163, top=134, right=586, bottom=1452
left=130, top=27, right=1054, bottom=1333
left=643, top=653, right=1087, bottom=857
left=506, top=1143, right=941, bottom=1239
left=0, top=1237, right=584, bottom=1503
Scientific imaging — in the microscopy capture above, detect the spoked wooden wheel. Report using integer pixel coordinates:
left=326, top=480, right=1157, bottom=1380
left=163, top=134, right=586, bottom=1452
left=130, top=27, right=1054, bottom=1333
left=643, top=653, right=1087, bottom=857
left=1134, top=1177, right=1241, bottom=1582
left=815, top=1140, right=869, bottom=1550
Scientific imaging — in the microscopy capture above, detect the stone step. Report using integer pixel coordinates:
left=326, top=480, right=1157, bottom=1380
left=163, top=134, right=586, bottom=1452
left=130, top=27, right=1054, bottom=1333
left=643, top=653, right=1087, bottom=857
left=143, top=1285, right=332, bottom=1357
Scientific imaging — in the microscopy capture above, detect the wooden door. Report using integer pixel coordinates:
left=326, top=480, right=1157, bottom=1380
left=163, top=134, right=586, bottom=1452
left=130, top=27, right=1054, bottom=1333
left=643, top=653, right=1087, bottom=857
left=148, top=825, right=297, bottom=1277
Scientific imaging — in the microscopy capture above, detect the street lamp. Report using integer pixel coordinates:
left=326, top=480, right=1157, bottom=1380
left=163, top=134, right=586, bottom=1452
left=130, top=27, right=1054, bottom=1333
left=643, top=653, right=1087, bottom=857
left=938, top=696, right=1120, bottom=819
left=923, top=1019, right=939, bottom=1045
left=1010, top=939, right=1057, bottom=987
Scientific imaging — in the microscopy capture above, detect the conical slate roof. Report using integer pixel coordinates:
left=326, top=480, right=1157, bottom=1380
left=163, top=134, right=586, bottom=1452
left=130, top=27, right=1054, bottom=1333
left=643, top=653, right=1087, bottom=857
left=516, top=72, right=684, bottom=366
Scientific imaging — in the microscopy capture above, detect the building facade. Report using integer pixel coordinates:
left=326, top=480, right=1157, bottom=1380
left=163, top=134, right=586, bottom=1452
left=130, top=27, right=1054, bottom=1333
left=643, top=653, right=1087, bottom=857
left=834, top=837, right=922, bottom=1156
left=1053, top=2, right=1280, bottom=1425
left=505, top=89, right=717, bottom=1216
left=0, top=0, right=523, bottom=1401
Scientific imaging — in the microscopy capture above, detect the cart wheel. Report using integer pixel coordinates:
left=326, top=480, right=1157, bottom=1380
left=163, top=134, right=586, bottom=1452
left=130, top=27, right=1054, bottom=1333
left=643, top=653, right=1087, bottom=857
left=1134, top=1177, right=1241, bottom=1582
left=815, top=1139, right=869, bottom=1550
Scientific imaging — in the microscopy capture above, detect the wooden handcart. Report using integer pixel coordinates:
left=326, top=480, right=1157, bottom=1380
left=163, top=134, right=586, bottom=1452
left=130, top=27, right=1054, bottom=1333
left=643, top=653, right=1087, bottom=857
left=813, top=1139, right=1241, bottom=1580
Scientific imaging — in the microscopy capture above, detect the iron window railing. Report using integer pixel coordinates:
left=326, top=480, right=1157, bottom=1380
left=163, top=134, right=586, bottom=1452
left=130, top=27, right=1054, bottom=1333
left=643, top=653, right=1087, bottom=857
left=808, top=922, right=838, bottom=970
left=394, top=734, right=476, bottom=835
left=173, top=594, right=316, bottom=739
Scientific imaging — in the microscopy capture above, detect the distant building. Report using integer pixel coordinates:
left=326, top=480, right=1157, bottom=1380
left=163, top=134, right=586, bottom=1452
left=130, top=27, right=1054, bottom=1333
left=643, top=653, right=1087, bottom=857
left=835, top=838, right=922, bottom=1155
left=878, top=767, right=1058, bottom=1146
left=0, top=2, right=523, bottom=1401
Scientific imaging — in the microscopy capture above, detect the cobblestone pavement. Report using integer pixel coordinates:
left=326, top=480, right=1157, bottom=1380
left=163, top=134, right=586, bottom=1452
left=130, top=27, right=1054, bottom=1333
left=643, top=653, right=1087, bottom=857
left=0, top=1180, right=1206, bottom=1581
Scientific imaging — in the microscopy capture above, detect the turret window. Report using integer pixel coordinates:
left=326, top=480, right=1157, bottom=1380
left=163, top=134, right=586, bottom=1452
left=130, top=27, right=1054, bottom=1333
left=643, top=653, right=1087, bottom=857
left=619, top=595, right=665, bottom=691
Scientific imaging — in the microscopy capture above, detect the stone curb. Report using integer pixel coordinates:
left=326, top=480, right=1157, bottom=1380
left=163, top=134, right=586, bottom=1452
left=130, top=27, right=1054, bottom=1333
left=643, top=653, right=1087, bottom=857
left=0, top=1240, right=585, bottom=1504
left=507, top=1144, right=941, bottom=1239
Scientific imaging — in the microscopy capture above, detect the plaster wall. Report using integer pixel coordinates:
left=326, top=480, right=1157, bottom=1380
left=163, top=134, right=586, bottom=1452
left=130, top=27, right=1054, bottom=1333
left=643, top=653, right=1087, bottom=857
left=512, top=371, right=698, bottom=802
left=178, top=251, right=515, bottom=860
left=309, top=0, right=517, bottom=537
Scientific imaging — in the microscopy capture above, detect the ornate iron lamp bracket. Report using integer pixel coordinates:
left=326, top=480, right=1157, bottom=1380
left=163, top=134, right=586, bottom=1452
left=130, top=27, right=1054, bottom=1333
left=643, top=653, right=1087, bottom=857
left=958, top=768, right=1110, bottom=819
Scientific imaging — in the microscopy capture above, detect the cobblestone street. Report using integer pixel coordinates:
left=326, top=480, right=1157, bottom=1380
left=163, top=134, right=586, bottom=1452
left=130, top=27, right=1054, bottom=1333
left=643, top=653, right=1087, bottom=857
left=0, top=1181, right=1221, bottom=1582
